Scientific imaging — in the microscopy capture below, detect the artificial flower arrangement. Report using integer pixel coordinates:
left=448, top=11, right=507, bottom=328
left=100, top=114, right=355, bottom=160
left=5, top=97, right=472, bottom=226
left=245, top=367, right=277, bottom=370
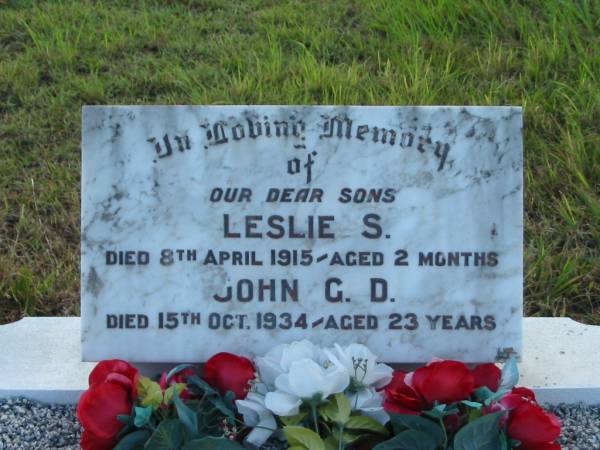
left=77, top=341, right=561, bottom=450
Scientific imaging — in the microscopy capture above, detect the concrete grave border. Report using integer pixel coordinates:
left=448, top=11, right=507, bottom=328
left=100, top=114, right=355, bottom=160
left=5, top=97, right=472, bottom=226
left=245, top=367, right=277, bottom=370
left=0, top=317, right=598, bottom=405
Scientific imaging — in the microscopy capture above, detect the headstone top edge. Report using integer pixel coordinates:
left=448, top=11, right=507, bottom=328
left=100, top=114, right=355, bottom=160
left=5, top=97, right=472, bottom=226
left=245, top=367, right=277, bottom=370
left=81, top=104, right=523, bottom=110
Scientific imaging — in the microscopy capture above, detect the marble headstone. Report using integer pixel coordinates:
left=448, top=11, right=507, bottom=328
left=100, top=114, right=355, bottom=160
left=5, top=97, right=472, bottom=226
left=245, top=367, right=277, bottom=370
left=81, top=106, right=523, bottom=362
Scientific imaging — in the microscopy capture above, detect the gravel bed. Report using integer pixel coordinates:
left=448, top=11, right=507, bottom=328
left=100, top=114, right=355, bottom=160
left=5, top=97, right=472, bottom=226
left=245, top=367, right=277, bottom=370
left=0, top=398, right=598, bottom=449
left=0, top=398, right=81, bottom=450
left=547, top=403, right=600, bottom=450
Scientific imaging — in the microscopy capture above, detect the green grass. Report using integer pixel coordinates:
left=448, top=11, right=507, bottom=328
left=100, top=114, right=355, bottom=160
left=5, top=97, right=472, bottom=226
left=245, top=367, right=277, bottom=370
left=0, top=0, right=598, bottom=325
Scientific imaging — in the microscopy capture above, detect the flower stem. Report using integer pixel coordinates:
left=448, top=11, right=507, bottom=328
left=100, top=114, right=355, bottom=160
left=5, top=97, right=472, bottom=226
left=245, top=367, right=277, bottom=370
left=311, top=403, right=320, bottom=435
left=338, top=425, right=345, bottom=450
left=439, top=417, right=448, bottom=447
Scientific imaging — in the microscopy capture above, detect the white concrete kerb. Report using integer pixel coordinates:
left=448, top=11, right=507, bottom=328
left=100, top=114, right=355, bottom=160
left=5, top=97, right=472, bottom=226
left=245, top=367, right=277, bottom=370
left=0, top=317, right=598, bottom=405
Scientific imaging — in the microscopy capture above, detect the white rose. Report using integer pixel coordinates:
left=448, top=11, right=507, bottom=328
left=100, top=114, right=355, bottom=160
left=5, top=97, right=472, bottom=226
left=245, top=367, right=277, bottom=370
left=325, top=343, right=393, bottom=390
left=255, top=340, right=323, bottom=388
left=264, top=358, right=349, bottom=416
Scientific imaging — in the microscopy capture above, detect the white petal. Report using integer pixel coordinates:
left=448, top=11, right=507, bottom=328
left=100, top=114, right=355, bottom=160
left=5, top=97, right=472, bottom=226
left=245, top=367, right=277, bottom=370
left=245, top=414, right=277, bottom=447
left=348, top=389, right=389, bottom=425
left=363, top=408, right=390, bottom=425
left=264, top=391, right=301, bottom=416
left=324, top=348, right=346, bottom=372
left=287, top=359, right=324, bottom=399
left=274, top=372, right=294, bottom=395
left=280, top=340, right=318, bottom=371
left=320, top=365, right=350, bottom=397
left=253, top=382, right=269, bottom=396
left=255, top=356, right=284, bottom=388
left=348, top=388, right=375, bottom=409
left=404, top=371, right=415, bottom=389
left=235, top=399, right=261, bottom=427
left=368, top=363, right=394, bottom=389
left=263, top=343, right=286, bottom=361
left=244, top=393, right=272, bottom=419
left=346, top=343, right=376, bottom=362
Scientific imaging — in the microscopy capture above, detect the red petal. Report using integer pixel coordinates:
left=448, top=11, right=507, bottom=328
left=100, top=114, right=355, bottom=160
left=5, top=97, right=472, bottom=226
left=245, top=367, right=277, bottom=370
left=501, top=393, right=527, bottom=410
left=383, top=399, right=421, bottom=415
left=89, top=359, right=139, bottom=398
left=472, top=363, right=501, bottom=391
left=77, top=382, right=132, bottom=439
left=512, top=386, right=537, bottom=402
left=203, top=352, right=255, bottom=400
left=413, top=360, right=475, bottom=404
left=384, top=371, right=429, bottom=413
left=508, top=402, right=561, bottom=444
left=159, top=372, right=168, bottom=391
left=80, top=430, right=117, bottom=450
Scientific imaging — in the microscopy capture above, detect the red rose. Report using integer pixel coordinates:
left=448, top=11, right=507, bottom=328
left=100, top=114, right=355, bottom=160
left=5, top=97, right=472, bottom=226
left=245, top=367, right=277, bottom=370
left=203, top=352, right=255, bottom=399
left=501, top=387, right=538, bottom=410
left=412, top=360, right=475, bottom=404
left=508, top=402, right=561, bottom=446
left=472, top=363, right=501, bottom=392
left=383, top=371, right=429, bottom=415
left=77, top=360, right=139, bottom=450
left=80, top=430, right=116, bottom=450
left=88, top=359, right=139, bottom=398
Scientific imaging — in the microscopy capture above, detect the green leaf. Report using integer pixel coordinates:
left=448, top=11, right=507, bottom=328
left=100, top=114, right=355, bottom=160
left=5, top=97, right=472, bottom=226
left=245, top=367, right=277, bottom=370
left=498, top=357, right=519, bottom=392
left=341, top=430, right=369, bottom=444
left=389, top=414, right=444, bottom=446
left=209, top=395, right=236, bottom=419
left=374, top=430, right=438, bottom=450
left=474, top=387, right=495, bottom=402
left=324, top=435, right=339, bottom=450
left=468, top=408, right=484, bottom=423
left=280, top=411, right=308, bottom=426
left=319, top=393, right=351, bottom=425
left=499, top=431, right=509, bottom=450
left=181, top=436, right=245, bottom=450
left=187, top=375, right=218, bottom=395
left=117, top=414, right=133, bottom=425
left=508, top=438, right=522, bottom=448
left=482, top=389, right=509, bottom=407
left=145, top=419, right=184, bottom=450
left=453, top=411, right=504, bottom=450
left=113, top=429, right=152, bottom=450
left=173, top=391, right=199, bottom=437
left=224, top=390, right=236, bottom=404
left=164, top=383, right=186, bottom=405
left=345, top=415, right=389, bottom=435
left=133, top=406, right=153, bottom=428
left=461, top=400, right=483, bottom=409
left=284, top=426, right=326, bottom=450
left=116, top=412, right=136, bottom=439
left=138, top=376, right=163, bottom=409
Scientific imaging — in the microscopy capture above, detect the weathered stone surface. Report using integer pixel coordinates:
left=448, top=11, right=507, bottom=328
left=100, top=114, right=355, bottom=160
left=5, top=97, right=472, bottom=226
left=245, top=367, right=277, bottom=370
left=81, top=106, right=522, bottom=362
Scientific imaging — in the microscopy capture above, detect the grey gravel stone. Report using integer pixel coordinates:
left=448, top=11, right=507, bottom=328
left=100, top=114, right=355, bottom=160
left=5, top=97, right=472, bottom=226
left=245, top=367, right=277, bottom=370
left=546, top=403, right=600, bottom=450
left=0, top=398, right=598, bottom=449
left=0, top=398, right=81, bottom=449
